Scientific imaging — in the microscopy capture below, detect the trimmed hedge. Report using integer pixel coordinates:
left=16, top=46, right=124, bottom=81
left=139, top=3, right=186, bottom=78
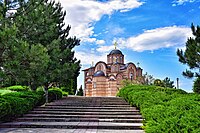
left=0, top=91, right=44, bottom=122
left=117, top=85, right=200, bottom=133
left=62, top=91, right=68, bottom=97
left=48, top=87, right=63, bottom=102
left=5, top=85, right=29, bottom=92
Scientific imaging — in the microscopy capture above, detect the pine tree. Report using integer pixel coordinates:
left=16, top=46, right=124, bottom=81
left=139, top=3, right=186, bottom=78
left=163, top=77, right=174, bottom=88
left=0, top=0, right=49, bottom=89
left=0, top=0, right=81, bottom=92
left=193, top=77, right=200, bottom=94
left=177, top=23, right=200, bottom=78
left=77, top=85, right=83, bottom=96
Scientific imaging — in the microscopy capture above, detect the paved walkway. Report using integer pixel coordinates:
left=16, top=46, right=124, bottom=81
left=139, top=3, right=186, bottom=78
left=0, top=128, right=144, bottom=133
left=0, top=96, right=145, bottom=133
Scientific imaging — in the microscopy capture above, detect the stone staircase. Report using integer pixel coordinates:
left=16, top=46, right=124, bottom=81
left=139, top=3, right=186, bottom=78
left=0, top=96, right=144, bottom=133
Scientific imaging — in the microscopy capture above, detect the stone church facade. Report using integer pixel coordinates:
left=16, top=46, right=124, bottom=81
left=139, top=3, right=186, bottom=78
left=83, top=49, right=143, bottom=97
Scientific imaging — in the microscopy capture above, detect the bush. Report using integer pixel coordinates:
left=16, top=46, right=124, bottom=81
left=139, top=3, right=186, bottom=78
left=5, top=85, right=29, bottom=92
left=117, top=85, right=200, bottom=132
left=48, top=87, right=63, bottom=102
left=0, top=98, right=11, bottom=120
left=62, top=91, right=68, bottom=97
left=0, top=90, right=13, bottom=95
left=0, top=91, right=45, bottom=122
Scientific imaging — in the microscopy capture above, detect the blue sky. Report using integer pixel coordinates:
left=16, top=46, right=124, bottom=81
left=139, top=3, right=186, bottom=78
left=57, top=0, right=200, bottom=92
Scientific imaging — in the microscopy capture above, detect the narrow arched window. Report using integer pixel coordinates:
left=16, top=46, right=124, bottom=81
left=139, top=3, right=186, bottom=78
left=130, top=73, right=133, bottom=81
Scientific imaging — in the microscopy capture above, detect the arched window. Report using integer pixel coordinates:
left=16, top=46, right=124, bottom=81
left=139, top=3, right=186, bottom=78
left=93, top=82, right=96, bottom=88
left=120, top=56, right=123, bottom=63
left=86, top=72, right=89, bottom=76
left=97, top=65, right=102, bottom=71
left=130, top=73, right=133, bottom=81
left=113, top=56, right=115, bottom=63
left=115, top=66, right=118, bottom=72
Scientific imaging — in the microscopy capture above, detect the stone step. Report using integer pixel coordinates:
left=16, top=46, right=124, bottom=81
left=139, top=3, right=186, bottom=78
left=0, top=96, right=144, bottom=132
left=33, top=108, right=139, bottom=112
left=44, top=104, right=131, bottom=107
left=0, top=128, right=145, bottom=133
left=47, top=101, right=129, bottom=105
left=0, top=122, right=143, bottom=130
left=23, top=114, right=143, bottom=119
left=37, top=106, right=137, bottom=110
left=16, top=117, right=144, bottom=123
left=29, top=111, right=140, bottom=115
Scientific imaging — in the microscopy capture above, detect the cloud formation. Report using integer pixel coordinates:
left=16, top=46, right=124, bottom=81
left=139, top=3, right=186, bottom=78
left=56, top=0, right=143, bottom=44
left=172, top=0, right=196, bottom=6
left=116, top=26, right=192, bottom=52
left=75, top=51, right=107, bottom=65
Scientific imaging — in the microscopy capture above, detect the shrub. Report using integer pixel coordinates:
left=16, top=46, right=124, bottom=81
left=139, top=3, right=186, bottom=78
left=62, top=91, right=68, bottom=97
left=117, top=85, right=200, bottom=132
left=0, top=90, right=13, bottom=95
left=0, top=98, right=11, bottom=121
left=0, top=91, right=45, bottom=122
left=5, top=85, right=29, bottom=92
left=48, top=87, right=63, bottom=102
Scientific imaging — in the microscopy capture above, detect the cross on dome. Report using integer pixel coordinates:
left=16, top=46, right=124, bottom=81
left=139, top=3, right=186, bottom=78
left=114, top=42, right=118, bottom=49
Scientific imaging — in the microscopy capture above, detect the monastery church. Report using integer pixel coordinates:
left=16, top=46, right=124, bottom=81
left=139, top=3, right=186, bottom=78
left=83, top=43, right=143, bottom=97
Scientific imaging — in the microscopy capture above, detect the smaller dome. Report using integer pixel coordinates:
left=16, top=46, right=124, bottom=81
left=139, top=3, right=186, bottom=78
left=109, top=49, right=122, bottom=55
left=120, top=63, right=129, bottom=70
left=93, top=70, right=105, bottom=77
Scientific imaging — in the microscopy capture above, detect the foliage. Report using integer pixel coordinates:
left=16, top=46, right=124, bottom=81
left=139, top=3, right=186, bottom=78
left=120, top=79, right=142, bottom=87
left=77, top=85, right=83, bottom=96
left=162, top=77, right=174, bottom=88
left=0, top=90, right=13, bottom=95
left=62, top=91, right=68, bottom=97
left=153, top=77, right=174, bottom=88
left=5, top=85, right=29, bottom=92
left=177, top=23, right=200, bottom=79
left=143, top=73, right=155, bottom=85
left=48, top=87, right=63, bottom=102
left=193, top=77, right=200, bottom=94
left=117, top=85, right=200, bottom=132
left=153, top=79, right=164, bottom=87
left=0, top=0, right=81, bottom=91
left=0, top=91, right=44, bottom=122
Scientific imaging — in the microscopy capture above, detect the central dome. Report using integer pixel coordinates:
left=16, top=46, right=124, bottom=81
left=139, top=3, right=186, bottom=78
left=93, top=70, right=105, bottom=77
left=109, top=49, right=122, bottom=55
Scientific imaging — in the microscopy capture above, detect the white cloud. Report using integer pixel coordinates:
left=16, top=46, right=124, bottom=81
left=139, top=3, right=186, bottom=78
left=96, top=40, right=105, bottom=45
left=116, top=26, right=192, bottom=52
left=75, top=51, right=107, bottom=65
left=56, top=0, right=143, bottom=42
left=96, top=45, right=114, bottom=53
left=111, top=27, right=125, bottom=35
left=172, top=0, right=196, bottom=6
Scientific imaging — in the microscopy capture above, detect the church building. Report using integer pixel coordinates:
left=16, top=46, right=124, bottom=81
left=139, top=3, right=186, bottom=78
left=83, top=46, right=143, bottom=97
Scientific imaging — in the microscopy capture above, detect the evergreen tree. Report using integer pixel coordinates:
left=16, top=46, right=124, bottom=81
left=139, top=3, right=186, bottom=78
left=0, top=0, right=81, bottom=92
left=0, top=0, right=49, bottom=89
left=154, top=79, right=164, bottom=87
left=77, top=85, right=83, bottom=96
left=193, top=77, right=200, bottom=94
left=15, top=0, right=81, bottom=92
left=163, top=77, right=174, bottom=88
left=177, top=23, right=200, bottom=78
